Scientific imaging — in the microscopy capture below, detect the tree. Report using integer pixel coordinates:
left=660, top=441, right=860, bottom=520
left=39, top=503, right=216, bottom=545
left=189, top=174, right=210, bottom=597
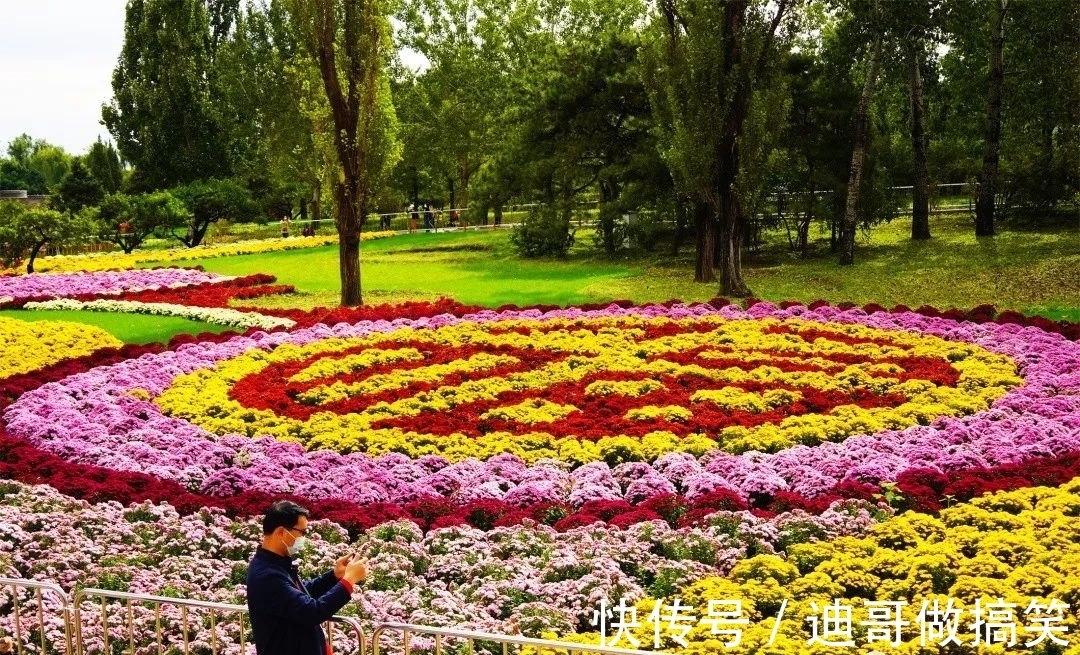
left=0, top=160, right=45, bottom=195
left=86, top=139, right=125, bottom=195
left=285, top=0, right=399, bottom=306
left=0, top=201, right=95, bottom=273
left=988, top=0, right=1078, bottom=215
left=395, top=0, right=517, bottom=212
left=494, top=30, right=658, bottom=259
left=95, top=192, right=189, bottom=254
left=171, top=179, right=255, bottom=247
left=940, top=0, right=1078, bottom=224
left=642, top=0, right=796, bottom=293
left=838, top=30, right=882, bottom=266
left=892, top=0, right=938, bottom=241
left=103, top=0, right=232, bottom=189
left=28, top=145, right=72, bottom=191
left=973, top=0, right=1008, bottom=236
left=55, top=160, right=105, bottom=215
left=908, top=42, right=931, bottom=240
left=221, top=4, right=334, bottom=221
left=0, top=135, right=69, bottom=194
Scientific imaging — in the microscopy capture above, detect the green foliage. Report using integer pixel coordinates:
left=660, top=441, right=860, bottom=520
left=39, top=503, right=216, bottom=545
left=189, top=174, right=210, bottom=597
left=0, top=134, right=71, bottom=194
left=85, top=139, right=125, bottom=195
left=95, top=192, right=189, bottom=254
left=0, top=159, right=46, bottom=195
left=171, top=179, right=257, bottom=247
left=626, top=211, right=672, bottom=253
left=55, top=160, right=105, bottom=215
left=509, top=205, right=576, bottom=258
left=0, top=200, right=95, bottom=273
left=103, top=0, right=232, bottom=189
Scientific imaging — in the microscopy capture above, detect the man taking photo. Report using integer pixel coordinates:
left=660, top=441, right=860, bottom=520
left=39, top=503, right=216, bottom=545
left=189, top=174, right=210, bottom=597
left=247, top=501, right=367, bottom=655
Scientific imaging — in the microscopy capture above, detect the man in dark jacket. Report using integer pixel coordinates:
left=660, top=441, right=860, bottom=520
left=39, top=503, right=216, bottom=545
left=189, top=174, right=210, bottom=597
left=246, top=501, right=367, bottom=655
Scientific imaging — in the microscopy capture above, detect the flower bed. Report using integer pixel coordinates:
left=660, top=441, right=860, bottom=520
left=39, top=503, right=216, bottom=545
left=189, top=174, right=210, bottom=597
left=22, top=298, right=295, bottom=330
left=0, top=294, right=1079, bottom=653
left=0, top=267, right=232, bottom=305
left=0, top=231, right=394, bottom=274
left=0, top=317, right=122, bottom=379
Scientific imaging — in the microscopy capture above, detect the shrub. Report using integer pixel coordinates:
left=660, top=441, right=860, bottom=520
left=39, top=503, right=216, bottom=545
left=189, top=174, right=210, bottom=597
left=510, top=206, right=575, bottom=257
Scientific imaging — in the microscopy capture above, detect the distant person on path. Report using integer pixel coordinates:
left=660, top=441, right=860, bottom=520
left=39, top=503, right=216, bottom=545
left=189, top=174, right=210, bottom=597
left=423, top=203, right=434, bottom=231
left=246, top=500, right=368, bottom=655
left=280, top=215, right=291, bottom=238
left=409, top=203, right=420, bottom=231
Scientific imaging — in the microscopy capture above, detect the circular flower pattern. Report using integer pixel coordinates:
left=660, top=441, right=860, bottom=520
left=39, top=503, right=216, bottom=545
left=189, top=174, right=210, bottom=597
left=7, top=301, right=1077, bottom=519
left=156, top=314, right=1017, bottom=458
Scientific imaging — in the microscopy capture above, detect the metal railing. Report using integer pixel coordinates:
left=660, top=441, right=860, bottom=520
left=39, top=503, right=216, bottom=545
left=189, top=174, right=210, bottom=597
left=370, top=622, right=658, bottom=655
left=0, top=577, right=661, bottom=655
left=71, top=588, right=365, bottom=655
left=0, top=577, right=75, bottom=655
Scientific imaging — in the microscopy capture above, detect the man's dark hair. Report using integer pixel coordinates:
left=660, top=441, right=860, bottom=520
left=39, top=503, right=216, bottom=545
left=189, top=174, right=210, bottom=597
left=262, top=500, right=310, bottom=535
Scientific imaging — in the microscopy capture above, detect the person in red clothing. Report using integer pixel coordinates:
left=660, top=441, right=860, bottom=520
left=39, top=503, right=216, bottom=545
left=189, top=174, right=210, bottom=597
left=246, top=501, right=367, bottom=655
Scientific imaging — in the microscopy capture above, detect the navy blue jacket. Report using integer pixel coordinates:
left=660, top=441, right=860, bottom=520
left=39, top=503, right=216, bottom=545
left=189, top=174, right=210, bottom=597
left=246, top=547, right=353, bottom=655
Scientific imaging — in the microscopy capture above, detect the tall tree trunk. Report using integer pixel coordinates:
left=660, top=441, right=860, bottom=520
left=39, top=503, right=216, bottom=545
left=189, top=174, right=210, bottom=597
left=447, top=176, right=456, bottom=210
left=910, top=47, right=931, bottom=240
left=693, top=200, right=716, bottom=283
left=337, top=220, right=361, bottom=308
left=599, top=179, right=621, bottom=257
left=713, top=0, right=753, bottom=297
left=305, top=0, right=382, bottom=306
left=411, top=167, right=419, bottom=208
left=975, top=0, right=1008, bottom=237
left=335, top=178, right=363, bottom=306
left=718, top=191, right=751, bottom=296
left=839, top=35, right=882, bottom=266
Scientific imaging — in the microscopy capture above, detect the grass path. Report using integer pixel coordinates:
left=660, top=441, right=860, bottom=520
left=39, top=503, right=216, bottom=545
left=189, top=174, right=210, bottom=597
left=0, top=309, right=237, bottom=344
left=170, top=214, right=1079, bottom=319
left=4, top=213, right=1075, bottom=345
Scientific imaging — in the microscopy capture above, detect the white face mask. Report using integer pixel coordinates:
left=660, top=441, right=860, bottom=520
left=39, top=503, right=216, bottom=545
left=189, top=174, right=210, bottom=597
left=283, top=531, right=307, bottom=557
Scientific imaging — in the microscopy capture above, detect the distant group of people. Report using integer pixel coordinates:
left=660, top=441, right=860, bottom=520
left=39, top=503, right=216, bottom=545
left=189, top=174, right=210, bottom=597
left=280, top=205, right=467, bottom=235
left=398, top=203, right=460, bottom=231
left=281, top=215, right=316, bottom=238
left=407, top=202, right=437, bottom=231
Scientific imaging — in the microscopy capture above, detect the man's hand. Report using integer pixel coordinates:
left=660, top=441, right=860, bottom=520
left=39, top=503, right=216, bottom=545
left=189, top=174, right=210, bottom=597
left=341, top=557, right=368, bottom=585
left=333, top=553, right=352, bottom=581
left=0, top=636, right=14, bottom=653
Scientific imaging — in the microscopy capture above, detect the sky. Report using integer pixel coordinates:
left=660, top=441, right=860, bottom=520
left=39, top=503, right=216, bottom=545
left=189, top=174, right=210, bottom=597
left=0, top=1, right=128, bottom=156
left=0, top=2, right=427, bottom=159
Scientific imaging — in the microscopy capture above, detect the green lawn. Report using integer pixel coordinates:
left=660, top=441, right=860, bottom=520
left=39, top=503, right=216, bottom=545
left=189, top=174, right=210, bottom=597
left=8, top=213, right=1076, bottom=345
left=0, top=309, right=238, bottom=344
left=163, top=229, right=636, bottom=308
left=162, top=214, right=1079, bottom=318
